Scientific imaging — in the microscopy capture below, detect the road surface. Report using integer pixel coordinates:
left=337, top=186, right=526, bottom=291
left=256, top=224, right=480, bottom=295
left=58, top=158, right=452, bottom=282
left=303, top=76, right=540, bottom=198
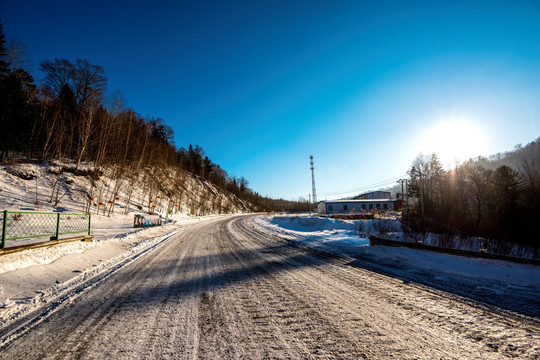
left=1, top=215, right=539, bottom=359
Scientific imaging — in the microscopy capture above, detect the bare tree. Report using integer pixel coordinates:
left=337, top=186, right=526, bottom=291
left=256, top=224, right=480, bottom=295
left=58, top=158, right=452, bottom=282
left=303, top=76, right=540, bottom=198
left=73, top=60, right=107, bottom=171
left=6, top=39, right=32, bottom=72
left=39, top=59, right=74, bottom=100
left=39, top=58, right=107, bottom=171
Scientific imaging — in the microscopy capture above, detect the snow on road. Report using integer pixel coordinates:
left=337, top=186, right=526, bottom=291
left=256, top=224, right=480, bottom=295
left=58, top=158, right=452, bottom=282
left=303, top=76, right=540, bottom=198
left=0, top=213, right=227, bottom=323
left=0, top=213, right=538, bottom=359
left=257, top=215, right=539, bottom=287
left=256, top=213, right=540, bottom=317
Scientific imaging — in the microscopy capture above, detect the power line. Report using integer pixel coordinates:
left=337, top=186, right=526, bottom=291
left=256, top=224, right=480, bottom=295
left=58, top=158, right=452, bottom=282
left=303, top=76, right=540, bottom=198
left=319, top=176, right=404, bottom=196
left=318, top=175, right=408, bottom=198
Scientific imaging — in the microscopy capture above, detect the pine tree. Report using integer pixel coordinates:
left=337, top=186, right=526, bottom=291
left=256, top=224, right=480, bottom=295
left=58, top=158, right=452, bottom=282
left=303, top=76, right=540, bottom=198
left=0, top=22, right=38, bottom=159
left=489, top=165, right=522, bottom=239
left=0, top=21, right=9, bottom=79
left=1, top=69, right=37, bottom=155
left=0, top=21, right=9, bottom=160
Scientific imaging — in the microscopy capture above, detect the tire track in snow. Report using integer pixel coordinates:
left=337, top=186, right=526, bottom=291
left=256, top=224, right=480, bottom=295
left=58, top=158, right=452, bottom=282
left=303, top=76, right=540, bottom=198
left=234, top=216, right=540, bottom=359
left=0, top=215, right=538, bottom=359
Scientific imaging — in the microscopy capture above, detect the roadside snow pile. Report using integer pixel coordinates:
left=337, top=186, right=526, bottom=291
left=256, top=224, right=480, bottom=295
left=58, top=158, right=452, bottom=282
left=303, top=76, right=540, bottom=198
left=0, top=226, right=182, bottom=327
left=0, top=241, right=91, bottom=274
left=254, top=213, right=404, bottom=253
left=254, top=214, right=370, bottom=256
left=263, top=215, right=358, bottom=233
left=254, top=213, right=540, bottom=303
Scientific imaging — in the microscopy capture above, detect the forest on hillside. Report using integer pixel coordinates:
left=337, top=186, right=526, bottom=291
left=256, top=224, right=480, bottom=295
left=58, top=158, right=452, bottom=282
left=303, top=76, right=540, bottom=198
left=404, top=139, right=540, bottom=248
left=0, top=21, right=312, bottom=213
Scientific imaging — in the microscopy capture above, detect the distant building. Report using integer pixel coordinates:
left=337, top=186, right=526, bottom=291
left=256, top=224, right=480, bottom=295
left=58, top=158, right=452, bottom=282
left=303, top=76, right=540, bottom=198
left=317, top=199, right=402, bottom=214
left=352, top=191, right=391, bottom=200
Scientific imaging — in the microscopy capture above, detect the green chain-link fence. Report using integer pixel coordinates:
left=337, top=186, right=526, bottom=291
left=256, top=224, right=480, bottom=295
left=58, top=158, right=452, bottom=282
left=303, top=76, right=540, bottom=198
left=1, top=210, right=91, bottom=248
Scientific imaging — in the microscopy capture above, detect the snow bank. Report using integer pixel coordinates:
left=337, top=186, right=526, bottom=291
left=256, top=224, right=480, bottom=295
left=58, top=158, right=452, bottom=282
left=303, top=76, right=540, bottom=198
left=255, top=214, right=370, bottom=256
left=254, top=213, right=540, bottom=295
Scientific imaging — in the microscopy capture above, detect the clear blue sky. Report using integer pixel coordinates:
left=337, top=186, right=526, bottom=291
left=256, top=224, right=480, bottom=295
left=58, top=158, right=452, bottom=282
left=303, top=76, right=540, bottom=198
left=2, top=0, right=540, bottom=200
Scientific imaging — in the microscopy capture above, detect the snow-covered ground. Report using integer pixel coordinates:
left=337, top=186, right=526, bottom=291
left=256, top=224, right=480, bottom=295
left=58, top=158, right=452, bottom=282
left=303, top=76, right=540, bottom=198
left=1, top=198, right=539, bottom=328
left=0, top=160, right=249, bottom=226
left=254, top=214, right=371, bottom=253
left=0, top=160, right=249, bottom=325
left=255, top=213, right=540, bottom=316
left=0, top=212, right=229, bottom=326
left=4, top=215, right=538, bottom=359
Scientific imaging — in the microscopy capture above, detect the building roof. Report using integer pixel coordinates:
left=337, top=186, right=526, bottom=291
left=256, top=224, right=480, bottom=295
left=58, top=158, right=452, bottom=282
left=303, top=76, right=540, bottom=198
left=319, top=199, right=400, bottom=204
left=352, top=190, right=392, bottom=200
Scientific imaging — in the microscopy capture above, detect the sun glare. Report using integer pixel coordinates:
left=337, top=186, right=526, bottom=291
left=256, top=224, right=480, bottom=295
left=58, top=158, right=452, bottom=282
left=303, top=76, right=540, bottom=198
left=417, top=120, right=488, bottom=168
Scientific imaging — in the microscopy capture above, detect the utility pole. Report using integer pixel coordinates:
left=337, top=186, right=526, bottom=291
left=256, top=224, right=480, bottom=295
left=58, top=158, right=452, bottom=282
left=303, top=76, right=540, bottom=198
left=397, top=179, right=408, bottom=214
left=310, top=155, right=317, bottom=205
left=419, top=174, right=425, bottom=217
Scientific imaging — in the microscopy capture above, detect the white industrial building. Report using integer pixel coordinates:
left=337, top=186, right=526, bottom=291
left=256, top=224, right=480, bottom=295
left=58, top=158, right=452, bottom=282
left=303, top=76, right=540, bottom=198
left=317, top=198, right=401, bottom=214
left=352, top=191, right=391, bottom=200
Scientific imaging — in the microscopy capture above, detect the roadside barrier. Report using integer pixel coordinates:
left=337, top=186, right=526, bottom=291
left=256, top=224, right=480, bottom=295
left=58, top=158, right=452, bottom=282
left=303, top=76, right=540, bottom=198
left=133, top=214, right=163, bottom=228
left=1, top=210, right=91, bottom=248
left=368, top=236, right=540, bottom=265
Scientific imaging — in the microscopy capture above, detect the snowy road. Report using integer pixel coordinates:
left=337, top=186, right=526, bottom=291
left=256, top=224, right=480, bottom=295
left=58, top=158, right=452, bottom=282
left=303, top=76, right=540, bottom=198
left=1, top=215, right=539, bottom=359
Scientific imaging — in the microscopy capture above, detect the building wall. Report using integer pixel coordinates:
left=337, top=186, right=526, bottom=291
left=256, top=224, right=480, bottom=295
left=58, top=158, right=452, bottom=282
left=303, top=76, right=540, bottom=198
left=318, top=199, right=400, bottom=214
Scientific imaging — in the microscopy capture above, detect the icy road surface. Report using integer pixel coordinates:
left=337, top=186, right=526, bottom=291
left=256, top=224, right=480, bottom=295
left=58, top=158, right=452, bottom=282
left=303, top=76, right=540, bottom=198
left=1, top=215, right=539, bottom=359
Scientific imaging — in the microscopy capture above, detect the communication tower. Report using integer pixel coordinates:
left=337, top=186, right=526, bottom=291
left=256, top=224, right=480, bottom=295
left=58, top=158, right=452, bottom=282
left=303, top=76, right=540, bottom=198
left=310, top=155, right=317, bottom=204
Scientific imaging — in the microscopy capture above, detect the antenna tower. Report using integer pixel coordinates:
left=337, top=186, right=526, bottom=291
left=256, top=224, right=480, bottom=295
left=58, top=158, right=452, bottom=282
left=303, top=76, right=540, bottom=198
left=310, top=155, right=317, bottom=204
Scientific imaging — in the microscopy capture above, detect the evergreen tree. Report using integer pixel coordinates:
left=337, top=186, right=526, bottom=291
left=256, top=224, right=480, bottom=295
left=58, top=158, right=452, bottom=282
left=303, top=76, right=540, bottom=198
left=0, top=21, right=9, bottom=79
left=202, top=156, right=214, bottom=179
left=149, top=118, right=173, bottom=144
left=489, top=165, right=522, bottom=239
left=0, top=21, right=9, bottom=160
left=0, top=22, right=38, bottom=159
left=0, top=69, right=37, bottom=156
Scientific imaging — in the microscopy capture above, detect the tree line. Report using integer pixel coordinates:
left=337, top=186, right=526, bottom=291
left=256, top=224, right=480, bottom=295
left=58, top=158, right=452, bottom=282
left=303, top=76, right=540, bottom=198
left=0, top=21, right=312, bottom=213
left=405, top=140, right=540, bottom=248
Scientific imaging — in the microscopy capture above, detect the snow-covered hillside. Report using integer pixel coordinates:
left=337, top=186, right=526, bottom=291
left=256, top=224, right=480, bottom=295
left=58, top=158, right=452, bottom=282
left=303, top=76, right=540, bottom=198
left=0, top=160, right=250, bottom=217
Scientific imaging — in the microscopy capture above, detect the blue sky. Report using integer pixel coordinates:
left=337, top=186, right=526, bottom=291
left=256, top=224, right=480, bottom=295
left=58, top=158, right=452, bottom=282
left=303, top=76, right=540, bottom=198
left=2, top=0, right=540, bottom=200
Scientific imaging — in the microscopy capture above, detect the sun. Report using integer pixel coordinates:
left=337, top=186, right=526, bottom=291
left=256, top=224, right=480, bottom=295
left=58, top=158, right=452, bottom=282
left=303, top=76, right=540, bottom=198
left=417, top=120, right=488, bottom=168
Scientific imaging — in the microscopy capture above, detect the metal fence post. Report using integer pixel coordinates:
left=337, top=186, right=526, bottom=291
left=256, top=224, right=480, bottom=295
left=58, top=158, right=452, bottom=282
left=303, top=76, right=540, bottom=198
left=88, top=213, right=91, bottom=235
left=2, top=210, right=7, bottom=249
left=55, top=212, right=61, bottom=240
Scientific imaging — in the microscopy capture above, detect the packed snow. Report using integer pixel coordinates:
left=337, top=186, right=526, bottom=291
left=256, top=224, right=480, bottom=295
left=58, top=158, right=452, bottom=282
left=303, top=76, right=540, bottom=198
left=0, top=161, right=249, bottom=325
left=1, top=160, right=539, bottom=325
left=4, top=215, right=538, bottom=359
left=2, top=211, right=539, bottom=316
left=0, top=213, right=229, bottom=326
left=255, top=214, right=540, bottom=302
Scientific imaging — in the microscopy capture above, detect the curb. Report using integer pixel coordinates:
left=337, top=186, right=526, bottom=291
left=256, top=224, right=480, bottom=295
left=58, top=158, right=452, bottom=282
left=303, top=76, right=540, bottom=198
left=0, top=235, right=94, bottom=256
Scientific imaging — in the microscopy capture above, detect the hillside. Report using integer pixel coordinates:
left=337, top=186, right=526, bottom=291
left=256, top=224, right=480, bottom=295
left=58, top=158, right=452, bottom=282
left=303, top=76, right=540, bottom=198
left=470, top=137, right=540, bottom=171
left=0, top=160, right=251, bottom=217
